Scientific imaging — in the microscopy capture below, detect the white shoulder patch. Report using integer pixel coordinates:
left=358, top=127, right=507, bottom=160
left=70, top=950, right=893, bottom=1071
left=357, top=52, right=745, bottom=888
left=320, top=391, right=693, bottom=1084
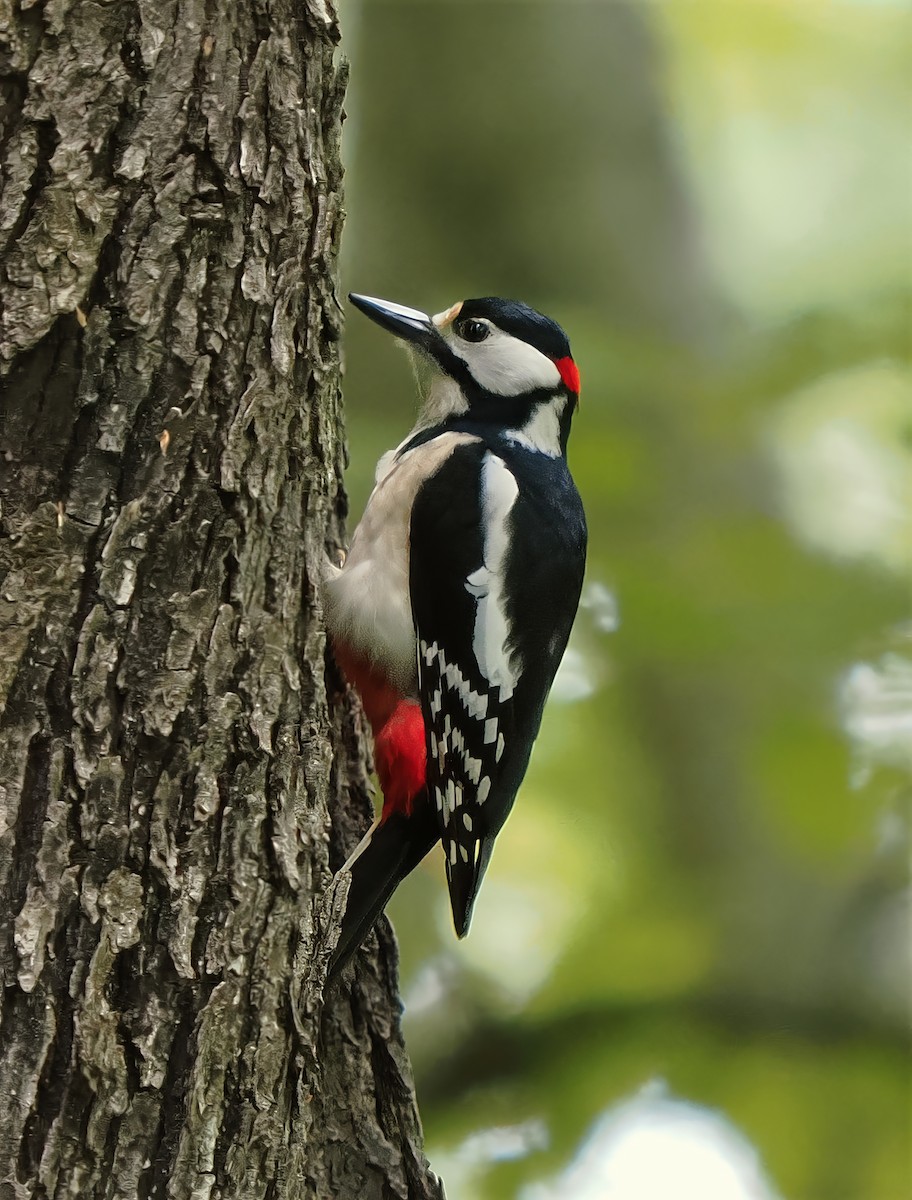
left=464, top=453, right=520, bottom=701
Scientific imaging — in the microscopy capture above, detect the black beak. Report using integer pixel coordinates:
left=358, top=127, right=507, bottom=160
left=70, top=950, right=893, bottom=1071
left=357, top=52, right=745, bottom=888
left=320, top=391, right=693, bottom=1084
left=349, top=293, right=437, bottom=348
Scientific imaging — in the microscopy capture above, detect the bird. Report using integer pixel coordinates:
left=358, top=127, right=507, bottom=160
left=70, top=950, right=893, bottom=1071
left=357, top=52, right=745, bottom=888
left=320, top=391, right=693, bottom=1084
left=322, top=292, right=587, bottom=980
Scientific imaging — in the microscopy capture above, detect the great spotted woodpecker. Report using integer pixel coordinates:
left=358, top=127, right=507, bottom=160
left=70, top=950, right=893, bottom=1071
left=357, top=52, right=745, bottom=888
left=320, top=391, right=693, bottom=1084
left=323, top=293, right=586, bottom=978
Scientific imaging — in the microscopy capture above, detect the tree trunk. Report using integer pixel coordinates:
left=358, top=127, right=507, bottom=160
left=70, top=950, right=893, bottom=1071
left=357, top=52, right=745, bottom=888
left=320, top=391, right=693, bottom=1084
left=0, top=2, right=441, bottom=1197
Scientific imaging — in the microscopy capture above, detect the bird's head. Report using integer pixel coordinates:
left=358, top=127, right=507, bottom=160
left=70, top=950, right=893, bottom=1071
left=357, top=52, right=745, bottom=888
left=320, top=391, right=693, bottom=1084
left=350, top=292, right=581, bottom=456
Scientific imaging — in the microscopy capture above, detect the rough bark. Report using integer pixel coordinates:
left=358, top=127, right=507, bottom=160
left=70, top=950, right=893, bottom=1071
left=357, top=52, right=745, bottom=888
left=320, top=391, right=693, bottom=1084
left=0, top=2, right=441, bottom=1197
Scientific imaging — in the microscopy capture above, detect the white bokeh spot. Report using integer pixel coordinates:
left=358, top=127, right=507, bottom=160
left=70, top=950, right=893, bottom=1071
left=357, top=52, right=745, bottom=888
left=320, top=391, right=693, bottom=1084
left=522, top=1080, right=784, bottom=1200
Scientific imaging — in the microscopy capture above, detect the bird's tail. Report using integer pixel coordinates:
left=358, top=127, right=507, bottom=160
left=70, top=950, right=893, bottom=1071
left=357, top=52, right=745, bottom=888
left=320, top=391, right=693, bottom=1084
left=327, top=798, right=439, bottom=982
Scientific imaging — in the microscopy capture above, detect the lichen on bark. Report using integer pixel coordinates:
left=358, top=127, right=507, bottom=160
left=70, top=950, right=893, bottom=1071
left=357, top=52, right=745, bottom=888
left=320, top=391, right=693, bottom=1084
left=0, top=2, right=441, bottom=1196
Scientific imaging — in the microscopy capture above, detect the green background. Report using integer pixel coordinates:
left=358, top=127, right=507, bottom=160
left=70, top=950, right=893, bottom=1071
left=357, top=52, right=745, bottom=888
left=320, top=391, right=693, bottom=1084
left=338, top=2, right=911, bottom=1197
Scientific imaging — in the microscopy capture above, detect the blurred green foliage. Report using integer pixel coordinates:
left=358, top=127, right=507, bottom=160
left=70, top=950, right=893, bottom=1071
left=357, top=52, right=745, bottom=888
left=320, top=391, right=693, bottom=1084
left=339, top=2, right=911, bottom=1196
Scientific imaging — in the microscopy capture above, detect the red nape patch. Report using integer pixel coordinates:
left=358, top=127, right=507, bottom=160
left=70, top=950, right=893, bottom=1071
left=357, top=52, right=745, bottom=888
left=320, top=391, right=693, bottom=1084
left=555, top=355, right=581, bottom=399
left=375, top=701, right=427, bottom=819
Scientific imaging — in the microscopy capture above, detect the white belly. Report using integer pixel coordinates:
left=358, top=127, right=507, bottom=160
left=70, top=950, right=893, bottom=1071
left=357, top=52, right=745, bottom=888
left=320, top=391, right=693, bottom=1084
left=323, top=432, right=477, bottom=696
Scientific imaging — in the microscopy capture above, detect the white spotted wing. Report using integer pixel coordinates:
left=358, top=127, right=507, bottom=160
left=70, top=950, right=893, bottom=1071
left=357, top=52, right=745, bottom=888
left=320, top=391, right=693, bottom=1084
left=409, top=444, right=525, bottom=936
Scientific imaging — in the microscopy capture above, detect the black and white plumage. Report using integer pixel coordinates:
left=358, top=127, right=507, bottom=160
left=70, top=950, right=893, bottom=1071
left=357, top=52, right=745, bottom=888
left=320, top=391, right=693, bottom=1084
left=323, top=293, right=587, bottom=978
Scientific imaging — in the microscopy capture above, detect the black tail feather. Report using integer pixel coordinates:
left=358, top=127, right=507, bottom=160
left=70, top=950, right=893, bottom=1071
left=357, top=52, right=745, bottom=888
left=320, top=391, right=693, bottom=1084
left=449, top=834, right=496, bottom=939
left=327, top=801, right=439, bottom=983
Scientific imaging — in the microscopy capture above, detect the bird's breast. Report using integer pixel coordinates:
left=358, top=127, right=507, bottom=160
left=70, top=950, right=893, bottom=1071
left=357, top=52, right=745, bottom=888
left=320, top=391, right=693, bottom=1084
left=323, top=431, right=480, bottom=696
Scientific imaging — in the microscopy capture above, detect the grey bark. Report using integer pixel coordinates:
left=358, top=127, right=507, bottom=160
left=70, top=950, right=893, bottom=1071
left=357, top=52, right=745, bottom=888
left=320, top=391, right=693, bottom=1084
left=0, top=2, right=441, bottom=1197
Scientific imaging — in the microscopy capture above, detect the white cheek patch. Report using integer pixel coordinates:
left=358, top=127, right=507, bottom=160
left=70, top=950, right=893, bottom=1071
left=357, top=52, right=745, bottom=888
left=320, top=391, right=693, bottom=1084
left=448, top=327, right=561, bottom=397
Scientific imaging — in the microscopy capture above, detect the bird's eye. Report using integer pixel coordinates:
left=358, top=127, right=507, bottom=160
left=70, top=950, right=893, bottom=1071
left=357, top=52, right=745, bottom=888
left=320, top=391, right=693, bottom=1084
left=457, top=318, right=490, bottom=343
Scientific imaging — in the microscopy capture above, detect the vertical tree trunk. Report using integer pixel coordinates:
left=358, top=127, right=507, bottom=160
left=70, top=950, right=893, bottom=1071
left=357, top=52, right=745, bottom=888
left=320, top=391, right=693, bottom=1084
left=0, top=2, right=441, bottom=1196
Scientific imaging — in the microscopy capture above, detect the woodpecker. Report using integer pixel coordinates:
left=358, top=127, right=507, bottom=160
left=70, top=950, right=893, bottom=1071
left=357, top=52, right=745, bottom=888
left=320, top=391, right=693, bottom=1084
left=323, top=292, right=586, bottom=979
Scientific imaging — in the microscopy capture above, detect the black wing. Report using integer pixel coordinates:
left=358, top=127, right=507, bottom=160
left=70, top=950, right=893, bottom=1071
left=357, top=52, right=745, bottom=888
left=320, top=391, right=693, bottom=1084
left=409, top=440, right=586, bottom=936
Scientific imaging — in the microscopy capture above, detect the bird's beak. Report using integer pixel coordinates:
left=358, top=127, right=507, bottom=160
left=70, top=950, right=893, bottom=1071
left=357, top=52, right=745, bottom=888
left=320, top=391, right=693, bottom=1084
left=349, top=293, right=437, bottom=348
